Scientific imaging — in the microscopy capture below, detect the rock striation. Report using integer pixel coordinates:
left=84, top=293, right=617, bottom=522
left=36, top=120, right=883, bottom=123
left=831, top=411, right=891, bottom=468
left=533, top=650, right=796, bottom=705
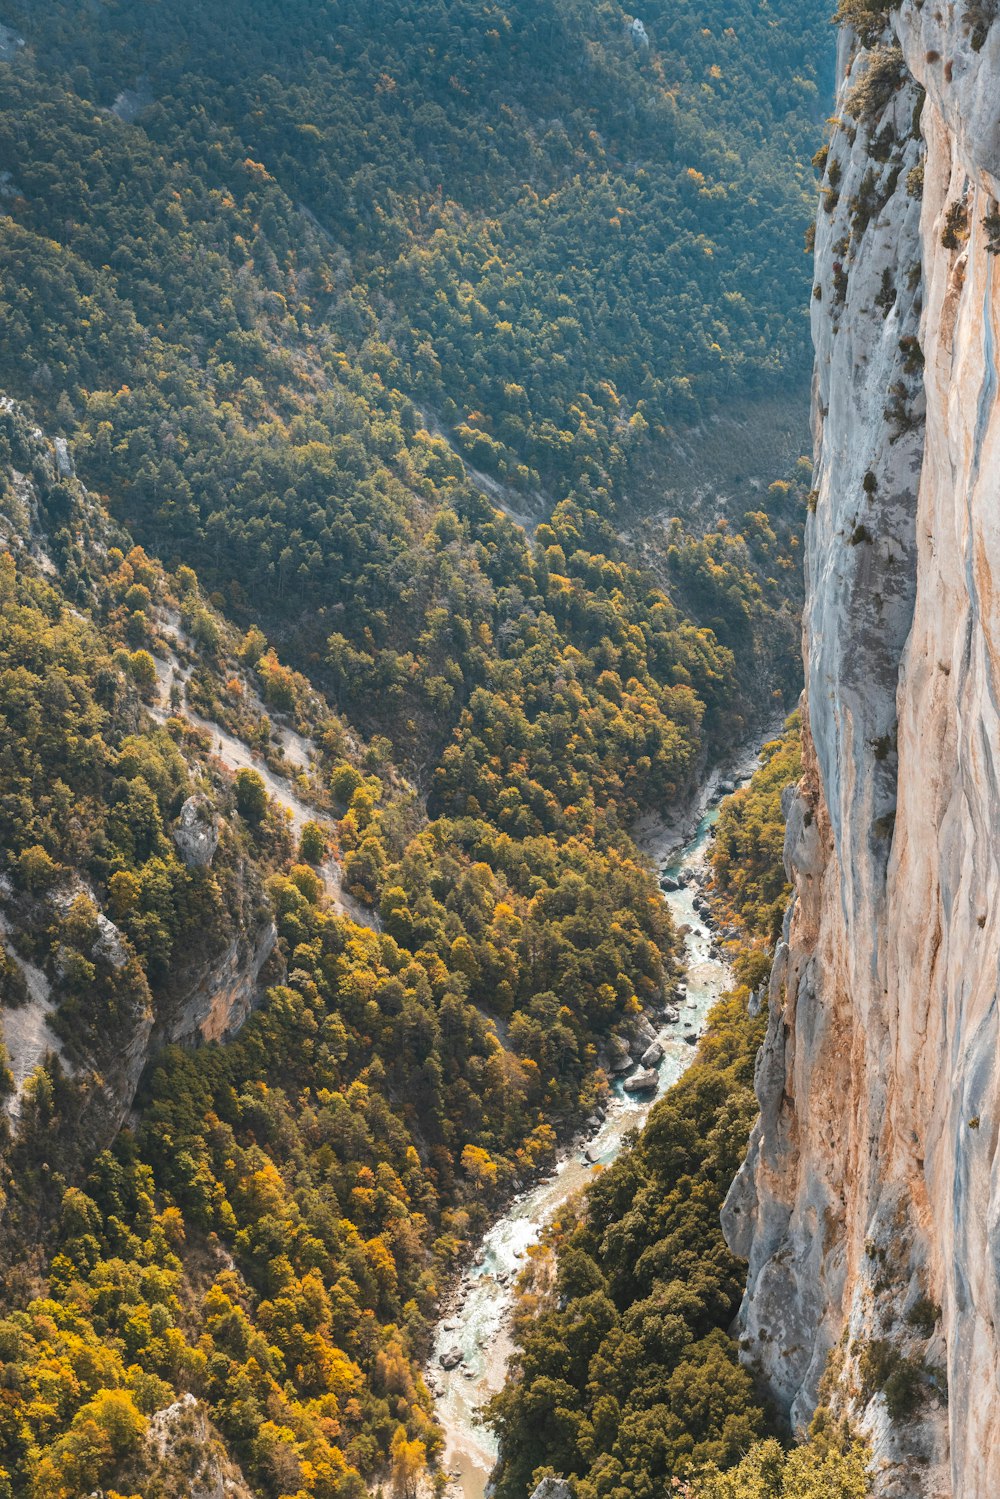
left=725, top=6, right=1000, bottom=1495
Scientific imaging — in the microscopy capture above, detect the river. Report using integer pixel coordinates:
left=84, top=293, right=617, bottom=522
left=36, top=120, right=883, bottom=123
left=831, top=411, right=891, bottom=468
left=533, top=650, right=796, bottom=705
left=428, top=744, right=767, bottom=1499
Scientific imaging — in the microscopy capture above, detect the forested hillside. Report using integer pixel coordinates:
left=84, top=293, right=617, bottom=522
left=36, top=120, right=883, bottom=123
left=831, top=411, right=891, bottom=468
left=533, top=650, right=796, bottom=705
left=487, top=726, right=871, bottom=1498
left=0, top=2, right=826, bottom=1495
left=0, top=0, right=826, bottom=767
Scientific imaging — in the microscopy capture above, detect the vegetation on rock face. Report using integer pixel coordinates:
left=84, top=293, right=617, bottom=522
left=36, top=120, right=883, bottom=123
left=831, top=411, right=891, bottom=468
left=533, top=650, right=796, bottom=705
left=834, top=0, right=894, bottom=48
left=708, top=718, right=802, bottom=984
left=686, top=1424, right=870, bottom=1497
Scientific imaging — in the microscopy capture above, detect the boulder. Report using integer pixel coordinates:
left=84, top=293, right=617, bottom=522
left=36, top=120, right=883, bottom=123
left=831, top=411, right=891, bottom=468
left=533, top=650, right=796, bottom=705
left=439, top=1346, right=464, bottom=1370
left=531, top=1480, right=575, bottom=1499
left=173, top=795, right=220, bottom=868
left=607, top=1035, right=633, bottom=1073
left=631, top=1014, right=657, bottom=1047
left=640, top=1040, right=664, bottom=1068
left=623, top=1068, right=658, bottom=1094
left=661, top=874, right=679, bottom=892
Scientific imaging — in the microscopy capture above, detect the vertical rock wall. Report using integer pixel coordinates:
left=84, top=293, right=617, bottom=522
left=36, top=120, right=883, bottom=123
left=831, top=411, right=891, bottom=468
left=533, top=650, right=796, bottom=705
left=724, top=7, right=1000, bottom=1495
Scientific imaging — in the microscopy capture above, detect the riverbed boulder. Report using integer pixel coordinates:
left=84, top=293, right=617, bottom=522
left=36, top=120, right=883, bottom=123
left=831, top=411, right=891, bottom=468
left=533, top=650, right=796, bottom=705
left=439, top=1346, right=464, bottom=1370
left=661, top=874, right=679, bottom=891
left=625, top=1014, right=656, bottom=1052
left=623, top=1068, right=658, bottom=1094
left=607, top=1035, right=633, bottom=1073
left=640, top=1040, right=664, bottom=1068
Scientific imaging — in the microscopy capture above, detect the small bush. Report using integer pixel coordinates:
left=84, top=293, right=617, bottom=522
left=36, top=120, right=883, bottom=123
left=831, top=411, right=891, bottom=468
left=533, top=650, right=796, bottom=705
left=858, top=1338, right=926, bottom=1420
left=906, top=1295, right=941, bottom=1337
left=941, top=200, right=969, bottom=249
left=845, top=47, right=906, bottom=123
left=965, top=1, right=998, bottom=50
left=234, top=767, right=268, bottom=822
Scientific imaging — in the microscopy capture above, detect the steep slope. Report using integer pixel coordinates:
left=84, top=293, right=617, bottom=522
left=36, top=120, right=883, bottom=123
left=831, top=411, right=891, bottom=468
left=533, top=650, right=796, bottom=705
left=0, top=395, right=693, bottom=1499
left=725, top=5, right=1000, bottom=1495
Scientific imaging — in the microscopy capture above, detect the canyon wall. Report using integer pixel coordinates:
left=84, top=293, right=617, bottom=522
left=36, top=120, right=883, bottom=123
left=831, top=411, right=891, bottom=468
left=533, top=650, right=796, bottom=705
left=723, top=5, right=1000, bottom=1495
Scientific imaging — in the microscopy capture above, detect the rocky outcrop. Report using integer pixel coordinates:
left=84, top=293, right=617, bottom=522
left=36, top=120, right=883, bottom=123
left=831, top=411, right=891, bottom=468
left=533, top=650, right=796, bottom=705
left=172, top=794, right=220, bottom=868
left=726, top=6, right=1000, bottom=1496
left=165, top=915, right=277, bottom=1047
left=529, top=1479, right=574, bottom=1499
left=144, top=1393, right=252, bottom=1498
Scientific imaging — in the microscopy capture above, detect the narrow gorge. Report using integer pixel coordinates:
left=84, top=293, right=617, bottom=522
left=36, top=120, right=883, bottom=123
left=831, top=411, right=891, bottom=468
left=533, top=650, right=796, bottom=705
left=725, top=4, right=1000, bottom=1495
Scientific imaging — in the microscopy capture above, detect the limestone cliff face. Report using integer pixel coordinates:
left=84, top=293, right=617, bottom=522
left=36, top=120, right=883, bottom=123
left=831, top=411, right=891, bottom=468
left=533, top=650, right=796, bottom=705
left=723, top=6, right=1000, bottom=1495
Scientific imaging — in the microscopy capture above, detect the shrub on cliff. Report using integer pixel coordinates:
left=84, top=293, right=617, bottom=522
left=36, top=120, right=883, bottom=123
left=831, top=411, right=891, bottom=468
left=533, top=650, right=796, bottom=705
left=835, top=0, right=894, bottom=48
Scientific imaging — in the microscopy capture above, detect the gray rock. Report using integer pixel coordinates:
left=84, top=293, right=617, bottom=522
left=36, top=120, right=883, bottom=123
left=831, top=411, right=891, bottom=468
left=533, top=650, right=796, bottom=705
left=0, top=23, right=24, bottom=63
left=627, top=18, right=649, bottom=50
left=640, top=1039, right=664, bottom=1068
left=623, top=1067, right=658, bottom=1094
left=607, top=1035, right=633, bottom=1073
left=631, top=1014, right=657, bottom=1047
left=530, top=1480, right=574, bottom=1499
left=93, top=912, right=129, bottom=970
left=439, top=1346, right=464, bottom=1370
left=54, top=437, right=74, bottom=478
left=172, top=795, right=220, bottom=868
left=146, top=1392, right=252, bottom=1498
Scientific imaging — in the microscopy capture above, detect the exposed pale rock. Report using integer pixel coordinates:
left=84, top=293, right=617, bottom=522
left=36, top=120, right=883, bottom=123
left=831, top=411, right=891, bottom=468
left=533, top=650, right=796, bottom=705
left=640, top=1039, right=664, bottom=1068
left=627, top=18, right=649, bottom=50
left=623, top=1067, right=658, bottom=1094
left=530, top=1480, right=574, bottom=1499
left=53, top=437, right=73, bottom=478
left=173, top=794, right=220, bottom=868
left=93, top=911, right=129, bottom=969
left=727, top=6, right=1000, bottom=1495
left=606, top=1034, right=633, bottom=1072
left=0, top=21, right=23, bottom=62
left=146, top=1392, right=252, bottom=1497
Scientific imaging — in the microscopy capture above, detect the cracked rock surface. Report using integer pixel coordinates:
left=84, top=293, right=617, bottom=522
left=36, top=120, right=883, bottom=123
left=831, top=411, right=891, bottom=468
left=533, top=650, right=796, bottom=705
left=726, top=8, right=1000, bottom=1494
